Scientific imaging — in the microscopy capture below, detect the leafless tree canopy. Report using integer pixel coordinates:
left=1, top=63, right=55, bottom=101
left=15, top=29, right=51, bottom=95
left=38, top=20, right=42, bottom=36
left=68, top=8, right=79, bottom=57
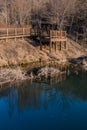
left=0, top=0, right=87, bottom=29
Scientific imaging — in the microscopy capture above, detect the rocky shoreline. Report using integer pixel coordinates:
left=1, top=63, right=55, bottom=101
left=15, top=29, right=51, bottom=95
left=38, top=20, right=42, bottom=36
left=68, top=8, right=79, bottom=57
left=0, top=59, right=87, bottom=86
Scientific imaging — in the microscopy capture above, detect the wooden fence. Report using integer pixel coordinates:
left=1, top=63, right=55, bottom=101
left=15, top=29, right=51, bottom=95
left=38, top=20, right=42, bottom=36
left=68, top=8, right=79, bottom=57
left=0, top=27, right=31, bottom=40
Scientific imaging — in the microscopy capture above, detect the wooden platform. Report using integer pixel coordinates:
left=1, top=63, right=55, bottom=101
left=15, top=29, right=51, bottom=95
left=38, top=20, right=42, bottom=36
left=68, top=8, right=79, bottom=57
left=49, top=30, right=67, bottom=51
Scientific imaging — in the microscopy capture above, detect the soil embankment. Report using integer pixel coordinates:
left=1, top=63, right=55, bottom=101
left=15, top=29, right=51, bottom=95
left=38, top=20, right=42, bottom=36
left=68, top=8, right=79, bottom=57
left=0, top=38, right=87, bottom=85
left=0, top=38, right=87, bottom=67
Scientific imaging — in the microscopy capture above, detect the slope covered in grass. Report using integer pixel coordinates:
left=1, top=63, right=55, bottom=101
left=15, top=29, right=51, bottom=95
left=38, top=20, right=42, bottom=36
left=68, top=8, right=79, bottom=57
left=0, top=38, right=87, bottom=67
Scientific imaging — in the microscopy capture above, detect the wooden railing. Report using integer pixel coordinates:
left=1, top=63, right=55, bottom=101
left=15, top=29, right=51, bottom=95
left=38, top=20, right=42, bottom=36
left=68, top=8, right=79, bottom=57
left=50, top=30, right=67, bottom=42
left=0, top=27, right=31, bottom=39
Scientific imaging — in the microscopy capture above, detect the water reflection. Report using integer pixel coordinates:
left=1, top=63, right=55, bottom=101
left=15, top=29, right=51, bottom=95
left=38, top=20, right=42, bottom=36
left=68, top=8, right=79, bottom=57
left=0, top=71, right=87, bottom=118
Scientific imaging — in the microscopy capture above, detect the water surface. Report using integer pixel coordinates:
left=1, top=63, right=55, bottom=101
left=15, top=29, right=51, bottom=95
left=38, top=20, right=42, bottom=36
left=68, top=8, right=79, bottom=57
left=0, top=72, right=87, bottom=130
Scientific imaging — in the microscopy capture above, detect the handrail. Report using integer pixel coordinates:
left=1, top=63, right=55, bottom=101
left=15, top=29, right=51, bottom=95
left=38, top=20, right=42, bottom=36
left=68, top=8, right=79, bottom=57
left=50, top=30, right=66, bottom=38
left=0, top=27, right=31, bottom=39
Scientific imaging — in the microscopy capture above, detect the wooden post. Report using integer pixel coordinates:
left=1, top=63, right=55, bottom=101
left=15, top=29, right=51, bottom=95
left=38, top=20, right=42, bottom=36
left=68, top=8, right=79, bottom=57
left=15, top=28, right=17, bottom=41
left=23, top=28, right=25, bottom=35
left=40, top=39, right=42, bottom=50
left=55, top=42, right=57, bottom=52
left=29, top=28, right=31, bottom=35
left=22, top=28, right=24, bottom=40
left=7, top=28, right=8, bottom=36
left=60, top=30, right=62, bottom=39
left=49, top=40, right=52, bottom=52
left=60, top=31, right=62, bottom=50
left=49, top=31, right=51, bottom=52
left=76, top=32, right=78, bottom=42
left=6, top=28, right=8, bottom=42
left=64, top=41, right=66, bottom=49
left=58, top=42, right=60, bottom=50
left=15, top=28, right=17, bottom=35
left=60, top=41, right=61, bottom=50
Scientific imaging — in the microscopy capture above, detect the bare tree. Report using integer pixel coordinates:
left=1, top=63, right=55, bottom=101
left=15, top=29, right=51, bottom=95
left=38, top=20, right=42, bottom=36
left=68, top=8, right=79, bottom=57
left=0, top=0, right=86, bottom=29
left=11, top=0, right=32, bottom=26
left=0, top=0, right=8, bottom=25
left=47, top=0, right=77, bottom=30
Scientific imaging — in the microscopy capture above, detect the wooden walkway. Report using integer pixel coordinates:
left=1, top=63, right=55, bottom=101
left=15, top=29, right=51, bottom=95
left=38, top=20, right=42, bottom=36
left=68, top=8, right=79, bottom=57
left=0, top=27, right=31, bottom=40
left=0, top=27, right=67, bottom=51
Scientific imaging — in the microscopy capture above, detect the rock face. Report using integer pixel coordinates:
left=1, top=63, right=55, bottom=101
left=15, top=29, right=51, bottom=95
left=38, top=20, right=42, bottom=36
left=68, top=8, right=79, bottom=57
left=0, top=67, right=28, bottom=84
left=37, top=67, right=60, bottom=78
left=0, top=38, right=87, bottom=67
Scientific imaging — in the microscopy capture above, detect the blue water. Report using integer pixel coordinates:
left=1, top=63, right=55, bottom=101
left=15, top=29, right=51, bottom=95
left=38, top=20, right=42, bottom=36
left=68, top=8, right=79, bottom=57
left=0, top=72, right=87, bottom=130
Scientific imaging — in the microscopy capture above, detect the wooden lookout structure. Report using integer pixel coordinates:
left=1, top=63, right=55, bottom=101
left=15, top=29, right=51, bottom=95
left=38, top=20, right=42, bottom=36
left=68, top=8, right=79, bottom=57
left=0, top=26, right=67, bottom=52
left=49, top=30, right=67, bottom=52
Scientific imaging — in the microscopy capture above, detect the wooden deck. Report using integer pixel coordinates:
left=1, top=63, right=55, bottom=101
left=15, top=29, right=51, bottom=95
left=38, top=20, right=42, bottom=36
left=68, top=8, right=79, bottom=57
left=49, top=30, right=67, bottom=51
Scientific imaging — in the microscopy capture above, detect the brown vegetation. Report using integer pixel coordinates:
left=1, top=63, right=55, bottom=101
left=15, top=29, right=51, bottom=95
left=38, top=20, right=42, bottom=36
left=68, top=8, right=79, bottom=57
left=0, top=0, right=86, bottom=28
left=0, top=0, right=87, bottom=67
left=0, top=38, right=87, bottom=67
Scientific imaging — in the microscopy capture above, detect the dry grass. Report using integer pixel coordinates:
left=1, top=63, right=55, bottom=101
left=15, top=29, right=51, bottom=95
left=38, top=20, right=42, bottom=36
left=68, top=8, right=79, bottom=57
left=0, top=67, right=27, bottom=84
left=0, top=38, right=87, bottom=67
